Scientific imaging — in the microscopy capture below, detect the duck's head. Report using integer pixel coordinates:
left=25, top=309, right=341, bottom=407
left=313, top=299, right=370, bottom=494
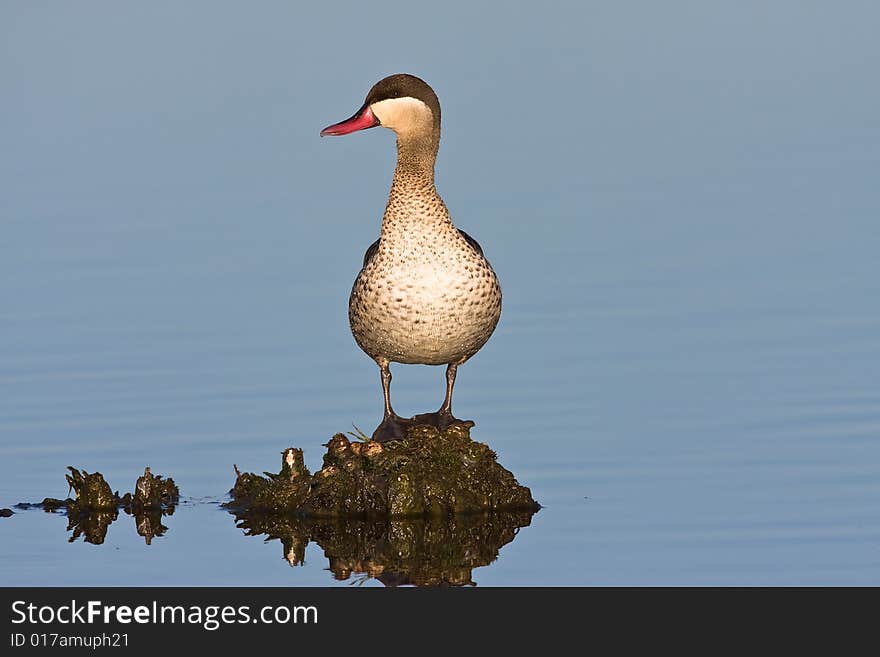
left=320, top=73, right=441, bottom=144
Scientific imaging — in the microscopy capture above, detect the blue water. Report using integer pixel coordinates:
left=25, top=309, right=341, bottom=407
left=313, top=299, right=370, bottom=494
left=2, top=2, right=879, bottom=585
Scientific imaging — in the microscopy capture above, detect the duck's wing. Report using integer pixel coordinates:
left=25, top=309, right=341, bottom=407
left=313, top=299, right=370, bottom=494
left=362, top=238, right=380, bottom=268
left=457, top=228, right=484, bottom=257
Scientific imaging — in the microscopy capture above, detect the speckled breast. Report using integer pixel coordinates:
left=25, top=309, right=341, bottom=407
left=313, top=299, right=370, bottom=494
left=348, top=245, right=502, bottom=366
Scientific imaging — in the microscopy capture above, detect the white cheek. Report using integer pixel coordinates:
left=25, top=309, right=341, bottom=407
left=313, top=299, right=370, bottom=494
left=371, top=97, right=433, bottom=135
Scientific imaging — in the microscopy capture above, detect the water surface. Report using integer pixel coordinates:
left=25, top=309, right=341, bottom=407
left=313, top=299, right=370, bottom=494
left=2, top=2, right=879, bottom=585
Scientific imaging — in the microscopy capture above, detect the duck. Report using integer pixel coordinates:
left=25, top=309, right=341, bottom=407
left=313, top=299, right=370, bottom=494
left=321, top=73, right=502, bottom=442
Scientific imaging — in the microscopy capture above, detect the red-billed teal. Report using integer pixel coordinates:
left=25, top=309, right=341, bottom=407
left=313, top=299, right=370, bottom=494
left=321, top=74, right=502, bottom=442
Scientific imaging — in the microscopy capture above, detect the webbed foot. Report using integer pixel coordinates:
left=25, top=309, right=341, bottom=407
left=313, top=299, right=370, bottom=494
left=409, top=410, right=474, bottom=432
left=371, top=415, right=413, bottom=443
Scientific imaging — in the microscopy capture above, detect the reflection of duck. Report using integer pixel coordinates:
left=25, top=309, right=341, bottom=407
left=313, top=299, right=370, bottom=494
left=322, top=74, right=502, bottom=442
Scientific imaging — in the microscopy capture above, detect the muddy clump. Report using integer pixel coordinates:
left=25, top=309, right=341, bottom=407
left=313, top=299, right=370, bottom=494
left=15, top=467, right=179, bottom=545
left=228, top=424, right=539, bottom=518
left=34, top=466, right=179, bottom=513
left=121, top=467, right=180, bottom=511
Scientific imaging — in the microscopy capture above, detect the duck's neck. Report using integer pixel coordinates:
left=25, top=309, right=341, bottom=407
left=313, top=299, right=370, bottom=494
left=381, top=133, right=452, bottom=239
left=393, top=133, right=437, bottom=188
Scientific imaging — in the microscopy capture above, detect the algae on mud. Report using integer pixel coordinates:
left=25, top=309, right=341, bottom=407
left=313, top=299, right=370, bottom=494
left=15, top=466, right=180, bottom=545
left=228, top=423, right=539, bottom=518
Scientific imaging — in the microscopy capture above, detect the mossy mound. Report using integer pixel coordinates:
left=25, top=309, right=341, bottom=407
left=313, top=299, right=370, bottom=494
left=228, top=424, right=539, bottom=518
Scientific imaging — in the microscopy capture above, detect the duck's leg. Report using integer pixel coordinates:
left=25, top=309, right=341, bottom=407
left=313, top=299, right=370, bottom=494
left=412, top=363, right=474, bottom=431
left=371, top=360, right=412, bottom=442
left=438, top=363, right=459, bottom=422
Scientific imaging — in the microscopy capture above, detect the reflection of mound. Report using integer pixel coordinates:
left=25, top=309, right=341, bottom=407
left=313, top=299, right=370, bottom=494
left=63, top=507, right=174, bottom=545
left=65, top=508, right=118, bottom=545
left=232, top=510, right=537, bottom=586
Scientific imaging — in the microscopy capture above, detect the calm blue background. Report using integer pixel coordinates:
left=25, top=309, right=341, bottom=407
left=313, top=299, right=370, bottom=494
left=2, top=1, right=878, bottom=585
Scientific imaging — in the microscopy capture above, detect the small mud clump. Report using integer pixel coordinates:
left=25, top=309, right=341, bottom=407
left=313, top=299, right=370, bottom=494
left=228, top=424, right=539, bottom=518
left=14, top=466, right=180, bottom=545
left=121, top=467, right=180, bottom=511
left=32, top=467, right=179, bottom=513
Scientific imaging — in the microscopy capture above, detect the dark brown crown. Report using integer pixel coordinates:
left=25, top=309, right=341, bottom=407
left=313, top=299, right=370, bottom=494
left=364, top=74, right=441, bottom=127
